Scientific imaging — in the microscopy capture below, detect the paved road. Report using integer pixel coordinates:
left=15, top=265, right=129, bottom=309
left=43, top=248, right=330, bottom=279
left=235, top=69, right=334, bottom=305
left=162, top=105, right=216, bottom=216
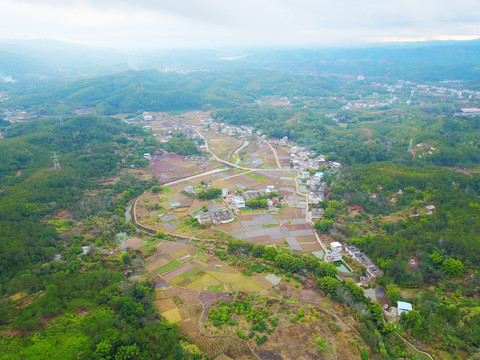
left=161, top=168, right=227, bottom=187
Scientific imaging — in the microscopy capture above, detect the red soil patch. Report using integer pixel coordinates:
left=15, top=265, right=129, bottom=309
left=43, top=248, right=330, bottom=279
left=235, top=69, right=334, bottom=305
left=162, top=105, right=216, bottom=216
left=349, top=204, right=365, bottom=212
left=362, top=128, right=372, bottom=143
left=76, top=308, right=92, bottom=316
left=56, top=210, right=72, bottom=219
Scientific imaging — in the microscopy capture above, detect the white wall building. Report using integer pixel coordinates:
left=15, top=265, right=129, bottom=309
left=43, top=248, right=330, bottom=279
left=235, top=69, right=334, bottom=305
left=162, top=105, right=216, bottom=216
left=329, top=241, right=343, bottom=262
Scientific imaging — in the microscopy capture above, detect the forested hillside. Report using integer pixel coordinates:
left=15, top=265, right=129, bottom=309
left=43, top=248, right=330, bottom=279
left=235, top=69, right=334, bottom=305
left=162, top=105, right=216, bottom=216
left=0, top=116, right=204, bottom=359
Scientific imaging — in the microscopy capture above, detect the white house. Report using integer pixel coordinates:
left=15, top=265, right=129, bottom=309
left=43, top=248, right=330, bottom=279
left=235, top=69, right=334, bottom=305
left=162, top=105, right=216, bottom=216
left=234, top=197, right=246, bottom=209
left=397, top=301, right=412, bottom=315
left=329, top=242, right=343, bottom=262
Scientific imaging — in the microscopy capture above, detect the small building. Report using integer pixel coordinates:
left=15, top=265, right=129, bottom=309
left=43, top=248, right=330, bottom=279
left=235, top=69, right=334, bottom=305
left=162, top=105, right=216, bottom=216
left=397, top=301, right=412, bottom=315
left=234, top=197, right=246, bottom=209
left=366, top=265, right=383, bottom=278
left=222, top=188, right=229, bottom=197
left=311, top=208, right=324, bottom=220
left=329, top=242, right=343, bottom=262
left=266, top=185, right=275, bottom=193
left=196, top=212, right=212, bottom=225
left=167, top=200, right=181, bottom=208
left=211, top=209, right=235, bottom=224
left=345, top=245, right=360, bottom=257
left=185, top=186, right=194, bottom=194
left=355, top=252, right=374, bottom=267
left=460, top=107, right=480, bottom=116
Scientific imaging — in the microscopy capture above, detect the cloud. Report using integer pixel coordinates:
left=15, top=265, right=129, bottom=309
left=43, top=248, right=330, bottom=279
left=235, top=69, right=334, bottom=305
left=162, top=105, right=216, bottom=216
left=1, top=0, right=480, bottom=48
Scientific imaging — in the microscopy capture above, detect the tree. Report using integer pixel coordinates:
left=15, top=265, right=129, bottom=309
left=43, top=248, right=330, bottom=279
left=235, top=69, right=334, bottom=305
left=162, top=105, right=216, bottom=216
left=386, top=284, right=402, bottom=304
left=429, top=251, right=443, bottom=265
left=197, top=188, right=221, bottom=200
left=403, top=309, right=424, bottom=337
left=262, top=246, right=278, bottom=261
left=317, top=276, right=342, bottom=295
left=442, top=258, right=465, bottom=277
left=274, top=253, right=305, bottom=272
left=314, top=219, right=333, bottom=233
left=316, top=262, right=338, bottom=277
left=343, top=279, right=366, bottom=302
left=360, top=348, right=369, bottom=360
left=252, top=244, right=265, bottom=258
left=322, top=207, right=336, bottom=220
left=151, top=185, right=162, bottom=193
left=369, top=302, right=383, bottom=325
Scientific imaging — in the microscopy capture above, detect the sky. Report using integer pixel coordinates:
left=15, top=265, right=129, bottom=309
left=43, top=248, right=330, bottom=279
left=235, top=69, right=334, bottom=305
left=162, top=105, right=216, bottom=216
left=1, top=0, right=480, bottom=49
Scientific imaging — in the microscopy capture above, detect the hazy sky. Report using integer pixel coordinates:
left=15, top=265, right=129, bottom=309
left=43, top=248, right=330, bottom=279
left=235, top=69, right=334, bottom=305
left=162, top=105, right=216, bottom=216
left=1, top=0, right=480, bottom=48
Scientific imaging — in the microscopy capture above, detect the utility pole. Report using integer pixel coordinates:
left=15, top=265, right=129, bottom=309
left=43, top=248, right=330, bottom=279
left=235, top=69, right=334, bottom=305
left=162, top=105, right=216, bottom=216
left=52, top=151, right=61, bottom=170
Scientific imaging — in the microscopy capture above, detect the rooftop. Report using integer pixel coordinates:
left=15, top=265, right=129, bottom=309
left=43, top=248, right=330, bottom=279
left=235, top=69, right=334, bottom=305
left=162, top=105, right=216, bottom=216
left=397, top=301, right=412, bottom=311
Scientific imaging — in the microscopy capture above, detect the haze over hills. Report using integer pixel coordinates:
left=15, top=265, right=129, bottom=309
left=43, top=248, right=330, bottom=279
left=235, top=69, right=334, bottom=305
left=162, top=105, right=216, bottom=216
left=2, top=39, right=480, bottom=83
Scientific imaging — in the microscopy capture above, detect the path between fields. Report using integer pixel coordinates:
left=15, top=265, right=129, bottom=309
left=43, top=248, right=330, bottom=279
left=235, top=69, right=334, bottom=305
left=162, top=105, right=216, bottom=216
left=394, top=331, right=435, bottom=360
left=229, top=140, right=249, bottom=164
left=267, top=142, right=282, bottom=169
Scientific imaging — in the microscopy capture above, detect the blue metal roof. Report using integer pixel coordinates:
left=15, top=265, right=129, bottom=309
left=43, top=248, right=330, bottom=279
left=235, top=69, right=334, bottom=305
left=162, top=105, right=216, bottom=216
left=397, top=301, right=412, bottom=311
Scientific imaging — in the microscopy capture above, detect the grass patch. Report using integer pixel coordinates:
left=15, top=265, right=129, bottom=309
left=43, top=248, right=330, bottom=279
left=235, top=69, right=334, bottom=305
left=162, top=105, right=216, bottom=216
left=154, top=260, right=180, bottom=274
left=208, top=284, right=224, bottom=292
left=182, top=267, right=202, bottom=280
left=245, top=173, right=269, bottom=182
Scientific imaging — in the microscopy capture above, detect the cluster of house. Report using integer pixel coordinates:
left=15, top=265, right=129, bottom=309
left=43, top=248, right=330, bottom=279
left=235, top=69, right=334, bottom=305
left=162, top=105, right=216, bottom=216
left=306, top=172, right=327, bottom=204
left=224, top=186, right=280, bottom=210
left=342, top=95, right=398, bottom=110
left=1, top=108, right=34, bottom=122
left=254, top=95, right=291, bottom=106
left=417, top=84, right=480, bottom=100
left=195, top=208, right=235, bottom=226
left=217, top=123, right=254, bottom=139
left=268, top=135, right=296, bottom=147
left=345, top=245, right=384, bottom=279
left=457, top=107, right=480, bottom=116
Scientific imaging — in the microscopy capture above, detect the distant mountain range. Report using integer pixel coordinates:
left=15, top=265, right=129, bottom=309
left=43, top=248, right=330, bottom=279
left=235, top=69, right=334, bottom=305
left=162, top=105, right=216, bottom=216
left=1, top=38, right=480, bottom=83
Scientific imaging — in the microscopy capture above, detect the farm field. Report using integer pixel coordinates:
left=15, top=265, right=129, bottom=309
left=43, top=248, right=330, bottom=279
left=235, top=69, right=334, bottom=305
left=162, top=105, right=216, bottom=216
left=149, top=153, right=220, bottom=183
left=199, top=130, right=243, bottom=161
left=136, top=162, right=316, bottom=253
left=219, top=213, right=319, bottom=252
left=237, top=141, right=278, bottom=168
left=168, top=110, right=211, bottom=127
left=274, top=145, right=292, bottom=168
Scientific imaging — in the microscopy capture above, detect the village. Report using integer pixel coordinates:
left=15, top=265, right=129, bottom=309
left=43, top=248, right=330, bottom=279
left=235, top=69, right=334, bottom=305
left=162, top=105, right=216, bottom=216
left=131, top=110, right=386, bottom=290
